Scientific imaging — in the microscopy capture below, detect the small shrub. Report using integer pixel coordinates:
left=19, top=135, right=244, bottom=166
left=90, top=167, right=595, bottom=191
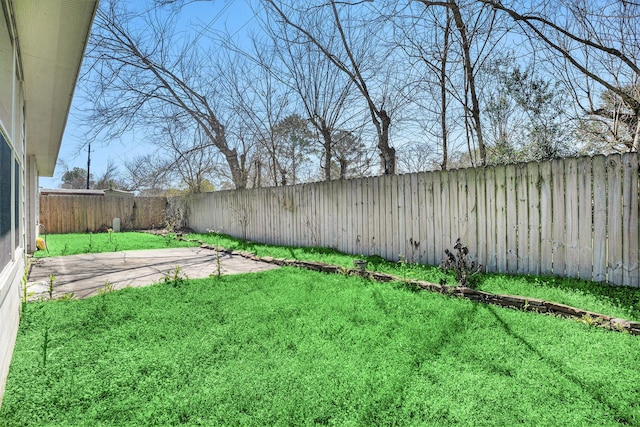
left=440, top=238, right=482, bottom=288
left=162, top=266, right=188, bottom=287
left=48, top=275, right=56, bottom=300
left=21, top=261, right=33, bottom=314
left=98, top=281, right=116, bottom=296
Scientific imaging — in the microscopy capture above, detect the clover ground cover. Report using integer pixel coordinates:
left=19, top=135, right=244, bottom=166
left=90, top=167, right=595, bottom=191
left=2, top=268, right=639, bottom=426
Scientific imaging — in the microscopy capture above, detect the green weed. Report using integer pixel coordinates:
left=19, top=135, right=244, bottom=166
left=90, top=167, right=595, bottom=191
left=162, top=266, right=188, bottom=287
left=47, top=275, right=56, bottom=300
left=98, top=281, right=116, bottom=296
left=21, top=261, right=32, bottom=314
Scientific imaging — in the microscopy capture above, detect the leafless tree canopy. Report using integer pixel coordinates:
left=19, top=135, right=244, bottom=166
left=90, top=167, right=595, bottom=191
left=74, top=0, right=639, bottom=192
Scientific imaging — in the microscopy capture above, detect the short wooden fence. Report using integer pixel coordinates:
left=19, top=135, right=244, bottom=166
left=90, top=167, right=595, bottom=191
left=39, top=194, right=167, bottom=233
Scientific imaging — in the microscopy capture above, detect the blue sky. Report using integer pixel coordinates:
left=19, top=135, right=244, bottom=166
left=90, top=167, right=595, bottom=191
left=41, top=0, right=260, bottom=189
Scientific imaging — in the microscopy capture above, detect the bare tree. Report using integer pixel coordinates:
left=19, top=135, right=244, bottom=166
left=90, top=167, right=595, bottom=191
left=412, top=0, right=507, bottom=166
left=82, top=0, right=249, bottom=189
left=93, top=160, right=125, bottom=189
left=478, top=0, right=640, bottom=151
left=394, top=4, right=457, bottom=169
left=122, top=154, right=171, bottom=193
left=264, top=0, right=400, bottom=174
left=215, top=37, right=294, bottom=188
left=262, top=13, right=361, bottom=181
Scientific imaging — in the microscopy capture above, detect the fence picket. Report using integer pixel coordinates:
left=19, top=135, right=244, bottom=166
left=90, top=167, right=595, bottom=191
left=432, top=172, right=443, bottom=266
left=592, top=156, right=607, bottom=281
left=565, top=158, right=580, bottom=277
left=475, top=167, right=487, bottom=269
left=538, top=161, right=553, bottom=275
left=400, top=174, right=408, bottom=260
left=422, top=172, right=435, bottom=265
left=505, top=164, right=518, bottom=273
left=457, top=169, right=469, bottom=247
left=484, top=167, right=497, bottom=272
left=552, top=159, right=566, bottom=276
left=410, top=173, right=421, bottom=264
left=623, top=153, right=639, bottom=287
left=368, top=177, right=378, bottom=256
left=527, top=162, right=540, bottom=275
left=516, top=163, right=528, bottom=274
left=577, top=157, right=593, bottom=280
left=440, top=168, right=453, bottom=252
left=607, top=155, right=624, bottom=284
left=495, top=165, right=508, bottom=272
left=385, top=175, right=396, bottom=261
left=465, top=168, right=477, bottom=267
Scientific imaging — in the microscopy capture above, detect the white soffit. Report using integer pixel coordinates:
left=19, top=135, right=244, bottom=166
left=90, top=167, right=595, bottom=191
left=15, top=0, right=98, bottom=176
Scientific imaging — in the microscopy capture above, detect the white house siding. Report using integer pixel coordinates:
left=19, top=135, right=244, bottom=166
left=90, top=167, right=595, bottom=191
left=0, top=0, right=98, bottom=406
left=0, top=5, right=25, bottom=407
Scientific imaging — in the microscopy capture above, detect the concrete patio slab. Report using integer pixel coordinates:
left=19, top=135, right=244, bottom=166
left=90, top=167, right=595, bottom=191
left=26, top=247, right=279, bottom=299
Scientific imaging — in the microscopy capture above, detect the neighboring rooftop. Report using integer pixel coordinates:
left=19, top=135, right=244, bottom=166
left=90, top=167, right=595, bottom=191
left=40, top=188, right=134, bottom=197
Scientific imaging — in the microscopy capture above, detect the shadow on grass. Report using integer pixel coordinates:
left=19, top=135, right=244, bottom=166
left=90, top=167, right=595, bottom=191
left=191, top=232, right=640, bottom=320
left=487, top=305, right=635, bottom=425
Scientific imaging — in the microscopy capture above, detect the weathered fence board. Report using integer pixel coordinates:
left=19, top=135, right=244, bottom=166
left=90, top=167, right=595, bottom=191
left=623, top=153, right=639, bottom=287
left=187, top=153, right=640, bottom=287
left=539, top=161, right=553, bottom=276
left=552, top=159, right=566, bottom=277
left=516, top=164, right=528, bottom=274
left=577, top=157, right=593, bottom=280
left=475, top=167, right=487, bottom=270
left=592, top=155, right=608, bottom=282
left=40, top=194, right=167, bottom=234
left=505, top=164, right=518, bottom=273
left=608, top=155, right=624, bottom=284
left=465, top=168, right=477, bottom=266
left=527, top=162, right=540, bottom=275
left=565, top=158, right=580, bottom=278
left=495, top=166, right=508, bottom=272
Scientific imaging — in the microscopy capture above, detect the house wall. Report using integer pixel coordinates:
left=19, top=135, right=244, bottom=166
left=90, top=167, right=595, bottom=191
left=0, top=5, right=26, bottom=407
left=26, top=155, right=38, bottom=253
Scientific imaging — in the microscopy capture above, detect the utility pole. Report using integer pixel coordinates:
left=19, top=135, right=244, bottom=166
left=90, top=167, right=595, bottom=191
left=86, top=140, right=91, bottom=189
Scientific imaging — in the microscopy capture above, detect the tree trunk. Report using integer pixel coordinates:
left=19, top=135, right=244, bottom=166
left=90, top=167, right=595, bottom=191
left=339, top=157, right=347, bottom=179
left=220, top=146, right=246, bottom=190
left=378, top=109, right=396, bottom=174
left=450, top=0, right=486, bottom=165
left=320, top=127, right=333, bottom=181
left=440, top=10, right=451, bottom=170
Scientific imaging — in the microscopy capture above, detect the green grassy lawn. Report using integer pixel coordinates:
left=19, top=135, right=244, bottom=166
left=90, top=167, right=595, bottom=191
left=2, top=268, right=640, bottom=426
left=188, top=233, right=640, bottom=322
left=33, top=232, right=198, bottom=258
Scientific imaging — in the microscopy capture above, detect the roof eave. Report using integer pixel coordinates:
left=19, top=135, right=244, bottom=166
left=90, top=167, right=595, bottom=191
left=15, top=0, right=98, bottom=176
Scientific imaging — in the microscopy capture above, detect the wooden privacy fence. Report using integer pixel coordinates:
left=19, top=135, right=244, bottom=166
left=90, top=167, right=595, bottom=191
left=40, top=194, right=168, bottom=234
left=187, top=153, right=640, bottom=287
